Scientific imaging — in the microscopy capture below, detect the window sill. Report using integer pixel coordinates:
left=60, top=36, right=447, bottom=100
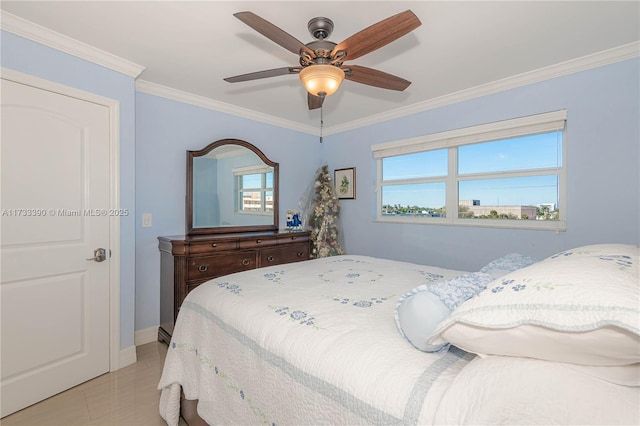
left=374, top=216, right=566, bottom=231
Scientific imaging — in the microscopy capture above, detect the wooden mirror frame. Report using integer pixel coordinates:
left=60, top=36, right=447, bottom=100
left=186, top=139, right=279, bottom=235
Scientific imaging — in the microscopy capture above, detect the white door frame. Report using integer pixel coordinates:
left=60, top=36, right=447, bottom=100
left=1, top=67, right=122, bottom=371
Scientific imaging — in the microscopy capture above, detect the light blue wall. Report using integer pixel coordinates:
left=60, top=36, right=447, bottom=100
left=1, top=31, right=137, bottom=350
left=323, top=58, right=640, bottom=271
left=134, top=92, right=321, bottom=331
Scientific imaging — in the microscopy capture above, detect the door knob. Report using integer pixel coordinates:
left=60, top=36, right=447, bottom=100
left=86, top=248, right=107, bottom=262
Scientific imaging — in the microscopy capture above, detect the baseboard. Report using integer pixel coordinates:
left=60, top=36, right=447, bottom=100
left=117, top=345, right=137, bottom=370
left=116, top=327, right=156, bottom=370
left=135, top=326, right=158, bottom=346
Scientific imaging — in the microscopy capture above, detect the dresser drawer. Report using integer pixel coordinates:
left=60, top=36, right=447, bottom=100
left=260, top=243, right=310, bottom=267
left=238, top=235, right=279, bottom=249
left=277, top=233, right=310, bottom=245
left=188, top=239, right=237, bottom=255
left=187, top=251, right=258, bottom=281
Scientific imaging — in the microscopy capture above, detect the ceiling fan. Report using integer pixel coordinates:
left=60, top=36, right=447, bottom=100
left=224, top=10, right=421, bottom=110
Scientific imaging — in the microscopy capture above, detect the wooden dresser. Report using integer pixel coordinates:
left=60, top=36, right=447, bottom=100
left=158, top=230, right=310, bottom=344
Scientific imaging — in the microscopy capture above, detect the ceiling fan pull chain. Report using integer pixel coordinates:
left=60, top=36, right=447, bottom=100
left=320, top=103, right=324, bottom=143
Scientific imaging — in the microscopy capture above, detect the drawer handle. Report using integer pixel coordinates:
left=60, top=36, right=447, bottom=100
left=267, top=255, right=275, bottom=262
left=197, top=265, right=208, bottom=272
left=242, top=258, right=250, bottom=266
left=291, top=236, right=297, bottom=240
left=212, top=243, right=217, bottom=248
left=296, top=252, right=304, bottom=257
left=256, top=239, right=262, bottom=243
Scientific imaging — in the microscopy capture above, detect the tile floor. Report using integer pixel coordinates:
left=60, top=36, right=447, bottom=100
left=1, top=342, right=187, bottom=426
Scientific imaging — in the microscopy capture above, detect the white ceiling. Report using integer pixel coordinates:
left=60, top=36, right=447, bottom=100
left=2, top=1, right=638, bottom=132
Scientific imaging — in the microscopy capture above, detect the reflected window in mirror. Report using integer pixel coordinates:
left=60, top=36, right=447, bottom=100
left=234, top=165, right=274, bottom=215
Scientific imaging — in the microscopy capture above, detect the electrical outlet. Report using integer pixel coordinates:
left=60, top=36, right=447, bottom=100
left=142, top=213, right=152, bottom=228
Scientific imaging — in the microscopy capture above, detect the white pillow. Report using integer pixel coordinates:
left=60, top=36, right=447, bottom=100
left=442, top=324, right=639, bottom=366
left=429, top=244, right=640, bottom=366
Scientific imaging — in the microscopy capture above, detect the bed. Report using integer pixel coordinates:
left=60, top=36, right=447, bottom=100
left=158, top=243, right=639, bottom=425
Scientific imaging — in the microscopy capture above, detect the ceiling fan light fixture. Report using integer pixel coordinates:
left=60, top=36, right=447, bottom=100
left=299, top=65, right=345, bottom=97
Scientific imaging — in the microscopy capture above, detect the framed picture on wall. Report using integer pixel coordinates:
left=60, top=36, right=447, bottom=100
left=334, top=167, right=356, bottom=200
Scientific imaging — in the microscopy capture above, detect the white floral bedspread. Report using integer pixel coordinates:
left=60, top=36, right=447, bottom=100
left=158, top=255, right=472, bottom=425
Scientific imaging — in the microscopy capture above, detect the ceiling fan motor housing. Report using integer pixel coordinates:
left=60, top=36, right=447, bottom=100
left=308, top=17, right=334, bottom=40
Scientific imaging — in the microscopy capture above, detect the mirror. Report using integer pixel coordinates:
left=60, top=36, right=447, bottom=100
left=186, top=139, right=279, bottom=235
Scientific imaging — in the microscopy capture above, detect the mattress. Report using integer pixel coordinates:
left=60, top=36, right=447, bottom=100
left=158, top=255, right=473, bottom=425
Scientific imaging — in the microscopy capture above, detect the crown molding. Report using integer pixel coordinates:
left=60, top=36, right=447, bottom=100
left=0, top=11, right=145, bottom=78
left=324, top=41, right=640, bottom=135
left=135, top=80, right=318, bottom=135
left=138, top=41, right=638, bottom=136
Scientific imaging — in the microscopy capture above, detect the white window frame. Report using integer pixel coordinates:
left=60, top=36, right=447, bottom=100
left=371, top=110, right=567, bottom=231
left=233, top=164, right=274, bottom=215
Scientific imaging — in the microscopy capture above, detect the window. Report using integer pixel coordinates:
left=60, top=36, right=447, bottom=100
left=372, top=111, right=567, bottom=230
left=234, top=165, right=274, bottom=214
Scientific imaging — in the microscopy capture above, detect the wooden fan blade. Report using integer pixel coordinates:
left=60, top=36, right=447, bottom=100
left=308, top=93, right=325, bottom=110
left=331, top=10, right=421, bottom=61
left=224, top=67, right=301, bottom=83
left=343, top=65, right=411, bottom=91
left=234, top=12, right=315, bottom=58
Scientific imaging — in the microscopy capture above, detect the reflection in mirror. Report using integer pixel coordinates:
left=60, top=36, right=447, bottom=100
left=187, top=139, right=279, bottom=235
left=193, top=147, right=274, bottom=227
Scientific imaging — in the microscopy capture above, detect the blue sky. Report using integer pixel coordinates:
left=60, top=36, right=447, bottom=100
left=381, top=131, right=562, bottom=208
left=241, top=172, right=273, bottom=189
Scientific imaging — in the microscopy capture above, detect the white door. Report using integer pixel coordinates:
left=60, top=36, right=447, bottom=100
left=1, top=78, right=112, bottom=417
